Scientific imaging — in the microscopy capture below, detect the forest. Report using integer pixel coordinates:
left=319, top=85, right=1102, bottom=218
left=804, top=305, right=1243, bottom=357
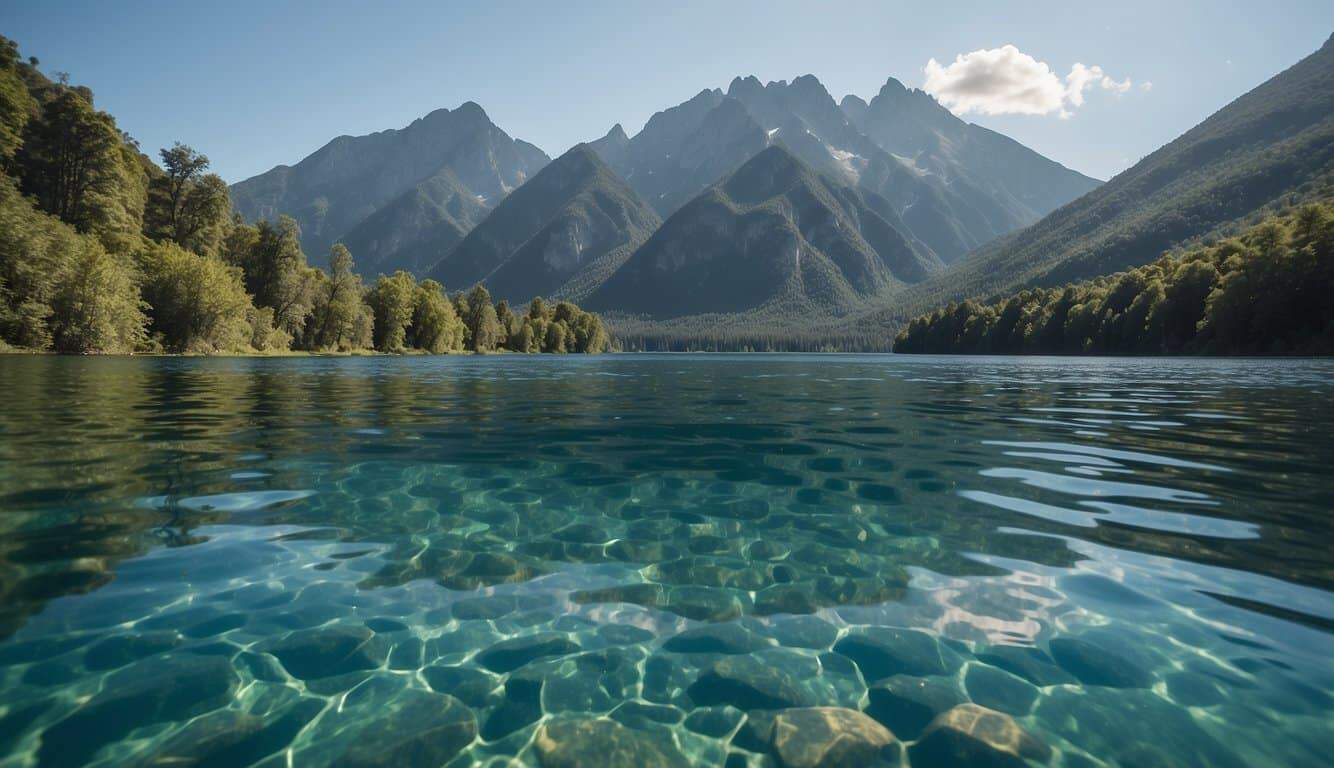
left=893, top=202, right=1334, bottom=355
left=0, top=36, right=608, bottom=356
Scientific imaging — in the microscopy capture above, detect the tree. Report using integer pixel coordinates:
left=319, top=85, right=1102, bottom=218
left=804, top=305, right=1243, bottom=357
left=145, top=143, right=230, bottom=256
left=18, top=88, right=124, bottom=234
left=464, top=284, right=499, bottom=352
left=0, top=36, right=35, bottom=169
left=233, top=216, right=314, bottom=340
left=138, top=242, right=254, bottom=353
left=48, top=242, right=145, bottom=353
left=410, top=279, right=465, bottom=353
left=495, top=299, right=516, bottom=347
left=307, top=244, right=368, bottom=350
left=366, top=271, right=417, bottom=352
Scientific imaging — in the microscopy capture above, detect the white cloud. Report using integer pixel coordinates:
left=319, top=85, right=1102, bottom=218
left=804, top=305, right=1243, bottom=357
left=1140, top=81, right=1154, bottom=92
left=923, top=45, right=1139, bottom=119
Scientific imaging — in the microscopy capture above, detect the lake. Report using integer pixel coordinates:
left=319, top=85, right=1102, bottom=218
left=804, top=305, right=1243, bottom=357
left=0, top=354, right=1330, bottom=767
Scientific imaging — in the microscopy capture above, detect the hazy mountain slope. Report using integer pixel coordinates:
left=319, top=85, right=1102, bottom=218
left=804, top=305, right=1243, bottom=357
left=336, top=170, right=487, bottom=276
left=844, top=78, right=1101, bottom=222
left=230, top=102, right=549, bottom=260
left=713, top=74, right=1089, bottom=263
left=903, top=33, right=1334, bottom=309
left=427, top=145, right=661, bottom=302
left=595, top=91, right=772, bottom=218
left=585, top=146, right=938, bottom=318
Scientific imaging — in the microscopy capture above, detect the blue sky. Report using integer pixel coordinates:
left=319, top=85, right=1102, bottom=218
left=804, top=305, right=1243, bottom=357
left=5, top=0, right=1331, bottom=183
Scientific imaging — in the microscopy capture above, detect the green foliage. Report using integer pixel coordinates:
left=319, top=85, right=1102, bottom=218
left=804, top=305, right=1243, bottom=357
left=232, top=216, right=316, bottom=336
left=305, top=244, right=372, bottom=351
left=144, top=143, right=230, bottom=257
left=464, top=284, right=500, bottom=352
left=366, top=271, right=418, bottom=352
left=894, top=203, right=1334, bottom=356
left=0, top=172, right=145, bottom=352
left=0, top=38, right=35, bottom=169
left=138, top=241, right=254, bottom=353
left=409, top=279, right=465, bottom=353
left=17, top=88, right=139, bottom=237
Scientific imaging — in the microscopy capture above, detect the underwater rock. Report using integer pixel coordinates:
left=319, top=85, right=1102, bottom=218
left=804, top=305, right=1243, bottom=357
left=762, top=615, right=839, bottom=649
left=834, top=627, right=956, bottom=682
left=1049, top=638, right=1153, bottom=688
left=975, top=645, right=1076, bottom=687
left=422, top=665, right=500, bottom=708
left=475, top=632, right=580, bottom=673
left=765, top=707, right=898, bottom=768
left=324, top=689, right=476, bottom=767
left=688, top=655, right=815, bottom=710
left=146, top=699, right=323, bottom=767
left=685, top=706, right=745, bottom=737
left=37, top=653, right=239, bottom=767
left=260, top=625, right=381, bottom=680
left=534, top=718, right=689, bottom=768
left=909, top=704, right=1050, bottom=768
left=83, top=631, right=181, bottom=671
left=663, top=623, right=773, bottom=655
left=965, top=663, right=1040, bottom=716
left=865, top=674, right=965, bottom=740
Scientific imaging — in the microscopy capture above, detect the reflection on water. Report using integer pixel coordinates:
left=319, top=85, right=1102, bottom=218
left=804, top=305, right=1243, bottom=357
left=0, top=354, right=1331, bottom=767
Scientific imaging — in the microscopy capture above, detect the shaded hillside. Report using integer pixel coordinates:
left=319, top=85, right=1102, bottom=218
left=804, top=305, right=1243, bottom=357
left=586, top=146, right=938, bottom=318
left=337, top=170, right=487, bottom=277
left=230, top=102, right=548, bottom=262
left=427, top=145, right=660, bottom=302
left=905, top=33, right=1334, bottom=309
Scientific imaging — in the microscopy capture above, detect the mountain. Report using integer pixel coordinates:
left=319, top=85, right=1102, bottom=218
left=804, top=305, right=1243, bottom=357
left=900, top=33, right=1334, bottom=309
left=585, top=146, right=939, bottom=318
left=591, top=89, right=772, bottom=218
left=843, top=77, right=1101, bottom=223
left=589, top=74, right=1099, bottom=266
left=426, top=144, right=661, bottom=303
left=230, top=102, right=549, bottom=266
left=336, top=170, right=487, bottom=276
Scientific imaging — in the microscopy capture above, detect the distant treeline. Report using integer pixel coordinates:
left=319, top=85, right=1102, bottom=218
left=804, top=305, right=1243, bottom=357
left=894, top=202, right=1334, bottom=355
left=0, top=36, right=607, bottom=355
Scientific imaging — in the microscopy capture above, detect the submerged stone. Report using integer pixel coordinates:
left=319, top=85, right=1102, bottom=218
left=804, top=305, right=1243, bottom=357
left=685, top=706, right=745, bottom=738
left=663, top=623, right=772, bottom=655
left=475, top=632, right=580, bottom=673
left=688, top=656, right=814, bottom=710
left=833, top=628, right=955, bottom=682
left=422, top=665, right=499, bottom=708
left=766, top=707, right=897, bottom=768
left=534, top=718, right=689, bottom=768
left=37, top=654, right=239, bottom=767
left=976, top=644, right=1076, bottom=687
left=763, top=616, right=839, bottom=649
left=1049, top=637, right=1153, bottom=688
left=965, top=663, right=1040, bottom=716
left=325, top=689, right=476, bottom=767
left=865, top=674, right=965, bottom=740
left=909, top=704, right=1050, bottom=768
left=83, top=631, right=181, bottom=671
left=261, top=625, right=381, bottom=680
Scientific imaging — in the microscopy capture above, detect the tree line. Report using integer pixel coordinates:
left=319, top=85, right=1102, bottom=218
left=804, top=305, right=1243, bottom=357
left=893, top=201, right=1334, bottom=355
left=0, top=36, right=608, bottom=355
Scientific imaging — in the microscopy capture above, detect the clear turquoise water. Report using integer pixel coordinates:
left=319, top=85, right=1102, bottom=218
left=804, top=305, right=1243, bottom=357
left=0, top=354, right=1330, bottom=767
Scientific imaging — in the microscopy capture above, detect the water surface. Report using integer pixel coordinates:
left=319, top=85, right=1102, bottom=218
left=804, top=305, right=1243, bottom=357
left=0, top=355, right=1331, bottom=767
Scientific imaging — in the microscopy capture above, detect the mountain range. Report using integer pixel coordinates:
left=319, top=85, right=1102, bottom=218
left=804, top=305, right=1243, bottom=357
left=229, top=71, right=1097, bottom=323
left=228, top=37, right=1331, bottom=349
